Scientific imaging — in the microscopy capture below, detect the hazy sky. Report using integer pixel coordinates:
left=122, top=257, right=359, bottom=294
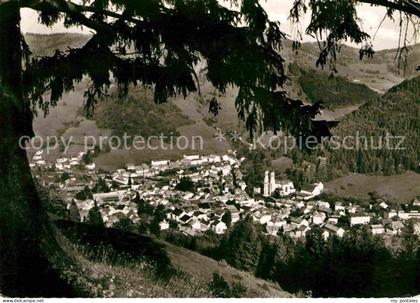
left=20, top=0, right=409, bottom=50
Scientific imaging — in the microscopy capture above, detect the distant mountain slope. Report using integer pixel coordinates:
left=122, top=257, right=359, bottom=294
left=93, top=86, right=192, bottom=140
left=25, top=33, right=418, bottom=169
left=24, top=32, right=417, bottom=93
left=282, top=40, right=418, bottom=94
left=288, top=62, right=379, bottom=110
left=24, top=33, right=91, bottom=57
left=283, top=40, right=420, bottom=77
left=326, top=76, right=420, bottom=176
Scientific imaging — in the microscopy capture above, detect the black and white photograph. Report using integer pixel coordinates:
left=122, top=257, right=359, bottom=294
left=0, top=0, right=419, bottom=300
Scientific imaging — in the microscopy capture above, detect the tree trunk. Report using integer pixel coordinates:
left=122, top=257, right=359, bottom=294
left=0, top=4, right=73, bottom=297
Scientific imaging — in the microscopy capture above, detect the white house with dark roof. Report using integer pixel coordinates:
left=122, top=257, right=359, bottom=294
left=318, top=206, right=332, bottom=215
left=313, top=212, right=327, bottom=225
left=297, top=182, right=324, bottom=200
left=327, top=215, right=340, bottom=225
left=126, top=163, right=136, bottom=171
left=370, top=224, right=385, bottom=235
left=179, top=214, right=192, bottom=224
left=290, top=217, right=309, bottom=227
left=323, top=223, right=345, bottom=239
left=335, top=202, right=346, bottom=212
left=93, top=191, right=124, bottom=204
left=183, top=154, right=200, bottom=161
left=379, top=201, right=389, bottom=209
left=398, top=211, right=420, bottom=220
left=151, top=160, right=170, bottom=170
left=188, top=219, right=202, bottom=231
left=159, top=220, right=169, bottom=230
left=350, top=214, right=371, bottom=226
left=385, top=221, right=405, bottom=235
left=211, top=220, right=227, bottom=234
left=169, top=208, right=186, bottom=221
left=199, top=219, right=212, bottom=231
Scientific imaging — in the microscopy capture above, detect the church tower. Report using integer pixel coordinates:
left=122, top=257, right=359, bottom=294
left=263, top=171, right=270, bottom=196
left=270, top=171, right=276, bottom=194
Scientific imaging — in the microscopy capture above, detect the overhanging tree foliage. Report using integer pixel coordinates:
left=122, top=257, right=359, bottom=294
left=0, top=0, right=418, bottom=297
left=290, top=0, right=419, bottom=73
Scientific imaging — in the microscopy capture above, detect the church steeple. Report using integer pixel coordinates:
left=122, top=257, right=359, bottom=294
left=263, top=171, right=270, bottom=196
left=270, top=171, right=276, bottom=194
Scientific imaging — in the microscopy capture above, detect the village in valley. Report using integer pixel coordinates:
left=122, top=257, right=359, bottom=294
left=30, top=148, right=420, bottom=240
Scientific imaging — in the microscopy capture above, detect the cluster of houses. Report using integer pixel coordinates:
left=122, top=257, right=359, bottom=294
left=262, top=195, right=420, bottom=239
left=32, top=150, right=420, bottom=240
left=257, top=170, right=420, bottom=238
left=30, top=150, right=96, bottom=171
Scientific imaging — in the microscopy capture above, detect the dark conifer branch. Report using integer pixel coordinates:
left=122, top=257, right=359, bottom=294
left=20, top=0, right=321, bottom=139
left=5, top=0, right=416, bottom=138
left=358, top=0, right=420, bottom=18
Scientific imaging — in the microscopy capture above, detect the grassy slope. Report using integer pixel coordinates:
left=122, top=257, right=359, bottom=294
left=159, top=240, right=290, bottom=297
left=55, top=230, right=210, bottom=297
left=325, top=171, right=420, bottom=203
left=70, top=239, right=290, bottom=298
left=55, top=221, right=290, bottom=298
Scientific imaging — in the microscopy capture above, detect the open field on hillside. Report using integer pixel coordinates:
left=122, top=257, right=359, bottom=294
left=314, top=105, right=362, bottom=121
left=282, top=40, right=416, bottom=94
left=159, top=240, right=291, bottom=298
left=325, top=171, right=420, bottom=203
left=270, top=156, right=293, bottom=174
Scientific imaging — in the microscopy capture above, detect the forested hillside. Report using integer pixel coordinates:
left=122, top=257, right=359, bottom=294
left=328, top=76, right=420, bottom=175
left=288, top=63, right=379, bottom=109
left=287, top=76, right=420, bottom=187
left=93, top=86, right=192, bottom=141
